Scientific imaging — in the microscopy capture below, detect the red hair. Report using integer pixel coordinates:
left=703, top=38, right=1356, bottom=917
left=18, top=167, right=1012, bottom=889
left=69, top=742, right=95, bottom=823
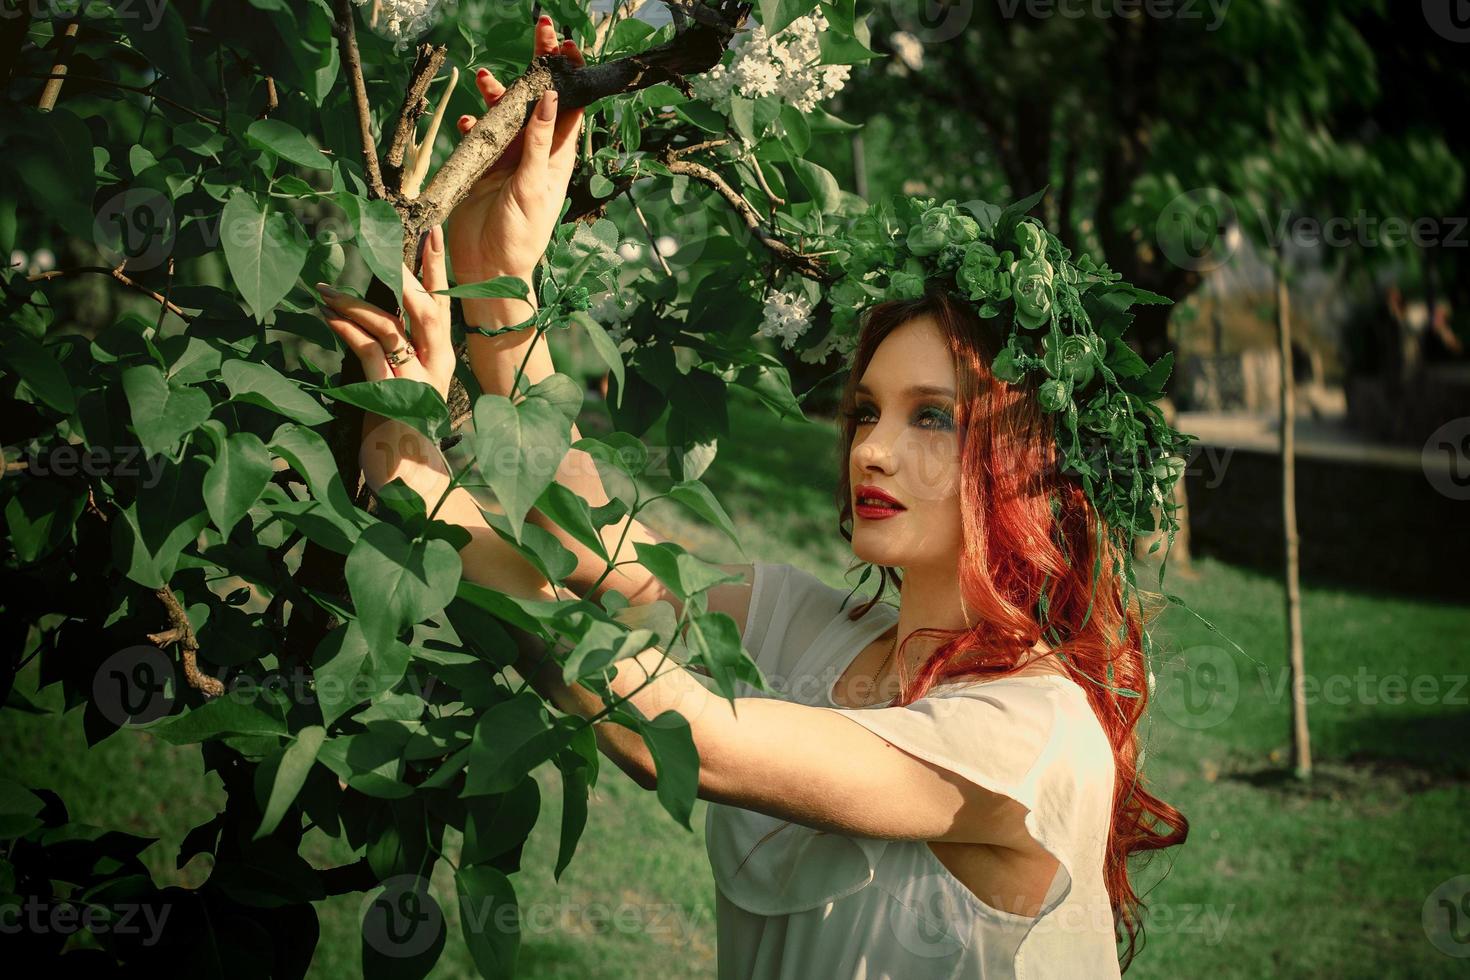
left=832, top=288, right=1189, bottom=972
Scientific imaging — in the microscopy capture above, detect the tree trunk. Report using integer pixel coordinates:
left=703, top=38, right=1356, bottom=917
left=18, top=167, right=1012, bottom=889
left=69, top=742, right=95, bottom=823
left=1275, top=249, right=1311, bottom=780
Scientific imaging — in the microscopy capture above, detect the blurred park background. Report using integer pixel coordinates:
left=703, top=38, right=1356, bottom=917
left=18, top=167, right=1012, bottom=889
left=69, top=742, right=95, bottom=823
left=4, top=0, right=1469, bottom=976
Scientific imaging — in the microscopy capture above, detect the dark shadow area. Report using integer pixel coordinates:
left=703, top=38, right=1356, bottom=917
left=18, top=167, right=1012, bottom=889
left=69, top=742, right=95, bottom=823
left=1185, top=446, right=1470, bottom=604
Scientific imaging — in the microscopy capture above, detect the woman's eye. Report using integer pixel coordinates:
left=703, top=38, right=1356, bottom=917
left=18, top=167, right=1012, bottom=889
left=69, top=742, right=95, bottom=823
left=917, top=407, right=955, bottom=430
left=846, top=405, right=877, bottom=425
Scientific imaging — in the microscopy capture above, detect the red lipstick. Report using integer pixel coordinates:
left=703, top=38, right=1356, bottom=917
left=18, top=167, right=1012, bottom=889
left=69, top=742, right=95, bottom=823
left=854, top=484, right=906, bottom=520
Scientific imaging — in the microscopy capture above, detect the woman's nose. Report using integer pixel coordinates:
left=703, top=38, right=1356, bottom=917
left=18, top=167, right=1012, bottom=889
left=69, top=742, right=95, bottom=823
left=853, top=435, right=896, bottom=474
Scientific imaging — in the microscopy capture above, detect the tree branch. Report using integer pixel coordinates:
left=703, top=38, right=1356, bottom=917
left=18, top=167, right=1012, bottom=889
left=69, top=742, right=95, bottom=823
left=149, top=587, right=225, bottom=698
left=412, top=0, right=754, bottom=245
left=332, top=0, right=389, bottom=201
left=25, top=265, right=194, bottom=322
left=661, top=155, right=831, bottom=281
left=25, top=72, right=223, bottom=128
left=384, top=42, right=448, bottom=194
left=36, top=18, right=80, bottom=111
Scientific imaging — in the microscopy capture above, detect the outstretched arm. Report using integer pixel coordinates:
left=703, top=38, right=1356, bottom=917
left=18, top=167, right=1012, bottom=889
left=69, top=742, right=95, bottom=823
left=445, top=17, right=750, bottom=619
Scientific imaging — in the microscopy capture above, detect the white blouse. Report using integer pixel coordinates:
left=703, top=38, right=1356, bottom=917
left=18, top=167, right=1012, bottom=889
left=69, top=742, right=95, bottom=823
left=697, top=562, right=1122, bottom=980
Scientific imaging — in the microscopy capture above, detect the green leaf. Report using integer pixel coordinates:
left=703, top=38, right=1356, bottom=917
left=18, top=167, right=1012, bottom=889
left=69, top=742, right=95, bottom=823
left=312, top=621, right=411, bottom=727
left=571, top=312, right=625, bottom=405
left=0, top=779, right=46, bottom=838
left=470, top=393, right=572, bottom=543
left=778, top=105, right=811, bottom=156
left=221, top=189, right=310, bottom=321
left=111, top=459, right=211, bottom=588
left=463, top=692, right=569, bottom=797
left=147, top=693, right=287, bottom=745
left=533, top=482, right=609, bottom=562
left=317, top=723, right=415, bottom=798
left=633, top=709, right=700, bottom=830
left=222, top=360, right=333, bottom=425
left=686, top=611, right=766, bottom=699
left=320, top=379, right=449, bottom=441
left=247, top=119, right=332, bottom=170
left=455, top=865, right=519, bottom=979
left=436, top=275, right=530, bottom=300
left=357, top=198, right=404, bottom=303
left=1105, top=339, right=1149, bottom=378
left=729, top=95, right=757, bottom=143
left=665, top=480, right=742, bottom=550
left=0, top=334, right=77, bottom=414
left=254, top=726, right=326, bottom=839
left=121, top=365, right=212, bottom=458
left=791, top=157, right=841, bottom=213
left=269, top=423, right=369, bottom=527
left=632, top=540, right=744, bottom=601
left=204, top=431, right=273, bottom=538
left=760, top=0, right=820, bottom=35
left=345, top=522, right=462, bottom=651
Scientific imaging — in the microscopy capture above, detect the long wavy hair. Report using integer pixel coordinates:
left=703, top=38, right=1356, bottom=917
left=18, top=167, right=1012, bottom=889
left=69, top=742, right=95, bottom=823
left=828, top=287, right=1189, bottom=970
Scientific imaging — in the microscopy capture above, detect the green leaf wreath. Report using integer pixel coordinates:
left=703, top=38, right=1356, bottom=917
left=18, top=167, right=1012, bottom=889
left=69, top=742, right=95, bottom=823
left=815, top=189, right=1213, bottom=687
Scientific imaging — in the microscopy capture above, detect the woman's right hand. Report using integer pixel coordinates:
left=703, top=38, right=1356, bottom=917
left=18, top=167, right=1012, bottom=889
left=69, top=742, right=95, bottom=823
left=446, top=14, right=586, bottom=286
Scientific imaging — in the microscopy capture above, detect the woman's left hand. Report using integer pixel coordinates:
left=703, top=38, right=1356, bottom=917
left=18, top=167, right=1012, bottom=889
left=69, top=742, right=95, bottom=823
left=317, top=225, right=455, bottom=401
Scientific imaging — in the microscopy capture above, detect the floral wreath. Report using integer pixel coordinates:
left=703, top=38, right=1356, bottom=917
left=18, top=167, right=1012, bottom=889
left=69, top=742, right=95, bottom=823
left=809, top=191, right=1212, bottom=692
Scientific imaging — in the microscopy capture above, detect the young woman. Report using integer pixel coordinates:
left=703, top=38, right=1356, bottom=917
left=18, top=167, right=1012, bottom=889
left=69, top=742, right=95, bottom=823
left=317, top=17, right=1188, bottom=977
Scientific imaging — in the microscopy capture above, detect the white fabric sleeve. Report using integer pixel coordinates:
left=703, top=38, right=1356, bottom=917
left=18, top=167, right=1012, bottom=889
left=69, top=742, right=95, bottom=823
left=738, top=562, right=857, bottom=693
left=825, top=680, right=1115, bottom=922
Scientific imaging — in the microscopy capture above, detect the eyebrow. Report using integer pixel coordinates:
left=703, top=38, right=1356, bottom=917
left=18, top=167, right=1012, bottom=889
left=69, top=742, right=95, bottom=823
left=854, top=383, right=956, bottom=398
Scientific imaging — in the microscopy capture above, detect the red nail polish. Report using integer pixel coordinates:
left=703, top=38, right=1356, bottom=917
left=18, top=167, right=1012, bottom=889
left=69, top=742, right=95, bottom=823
left=477, top=67, right=489, bottom=77
left=538, top=14, right=551, bottom=25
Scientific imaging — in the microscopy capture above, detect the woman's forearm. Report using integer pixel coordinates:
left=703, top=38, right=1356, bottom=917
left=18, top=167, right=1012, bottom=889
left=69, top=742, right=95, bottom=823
left=463, top=280, right=668, bottom=605
left=364, top=413, right=712, bottom=789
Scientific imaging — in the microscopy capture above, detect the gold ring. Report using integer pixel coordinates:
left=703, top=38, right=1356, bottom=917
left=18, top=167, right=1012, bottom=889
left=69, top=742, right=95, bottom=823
left=385, top=343, right=415, bottom=367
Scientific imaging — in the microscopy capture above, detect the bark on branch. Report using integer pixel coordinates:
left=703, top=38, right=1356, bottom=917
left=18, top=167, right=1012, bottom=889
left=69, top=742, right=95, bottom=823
left=333, top=0, right=388, bottom=200
left=408, top=0, right=754, bottom=256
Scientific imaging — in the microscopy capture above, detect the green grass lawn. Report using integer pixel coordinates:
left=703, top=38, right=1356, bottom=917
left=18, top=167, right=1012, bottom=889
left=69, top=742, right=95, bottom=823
left=3, top=386, right=1467, bottom=978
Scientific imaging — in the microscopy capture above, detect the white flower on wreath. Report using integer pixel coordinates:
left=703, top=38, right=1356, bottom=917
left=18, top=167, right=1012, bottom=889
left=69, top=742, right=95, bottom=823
left=692, top=10, right=851, bottom=121
left=758, top=288, right=813, bottom=350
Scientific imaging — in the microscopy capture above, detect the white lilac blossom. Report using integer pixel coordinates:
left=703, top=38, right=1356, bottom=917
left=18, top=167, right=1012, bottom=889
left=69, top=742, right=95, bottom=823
left=757, top=289, right=813, bottom=349
left=589, top=291, right=631, bottom=344
left=692, top=10, right=851, bottom=121
left=353, top=0, right=442, bottom=48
